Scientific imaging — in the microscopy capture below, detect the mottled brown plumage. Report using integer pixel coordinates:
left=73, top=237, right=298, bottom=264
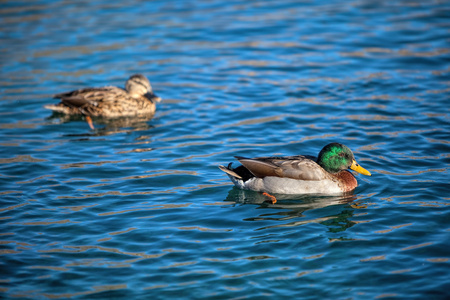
left=45, top=74, right=161, bottom=118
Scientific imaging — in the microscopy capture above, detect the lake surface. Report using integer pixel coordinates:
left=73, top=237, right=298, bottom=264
left=1, top=0, right=449, bottom=299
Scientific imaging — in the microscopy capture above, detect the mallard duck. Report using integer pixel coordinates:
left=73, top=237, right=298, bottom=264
left=219, top=143, right=371, bottom=202
left=45, top=74, right=161, bottom=128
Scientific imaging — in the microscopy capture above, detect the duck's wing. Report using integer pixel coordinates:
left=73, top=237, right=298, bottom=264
left=235, top=155, right=328, bottom=181
left=54, top=86, right=127, bottom=107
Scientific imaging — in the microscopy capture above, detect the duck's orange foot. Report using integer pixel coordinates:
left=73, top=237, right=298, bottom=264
left=263, top=192, right=277, bottom=204
left=85, top=116, right=95, bottom=130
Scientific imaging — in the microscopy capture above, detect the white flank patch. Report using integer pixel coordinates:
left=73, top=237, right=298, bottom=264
left=242, top=176, right=343, bottom=195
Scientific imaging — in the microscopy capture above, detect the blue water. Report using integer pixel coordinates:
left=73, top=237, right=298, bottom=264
left=1, top=0, right=449, bottom=299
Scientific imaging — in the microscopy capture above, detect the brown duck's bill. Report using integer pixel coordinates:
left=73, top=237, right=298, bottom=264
left=350, top=160, right=371, bottom=176
left=148, top=92, right=162, bottom=102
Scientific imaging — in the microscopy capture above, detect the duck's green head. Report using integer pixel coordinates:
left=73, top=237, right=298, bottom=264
left=317, top=143, right=371, bottom=176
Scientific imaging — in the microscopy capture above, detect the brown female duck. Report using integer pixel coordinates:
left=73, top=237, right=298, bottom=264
left=45, top=74, right=161, bottom=128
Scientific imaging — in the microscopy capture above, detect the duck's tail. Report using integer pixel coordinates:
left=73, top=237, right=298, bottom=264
left=44, top=104, right=71, bottom=114
left=218, top=164, right=242, bottom=179
left=219, top=163, right=249, bottom=190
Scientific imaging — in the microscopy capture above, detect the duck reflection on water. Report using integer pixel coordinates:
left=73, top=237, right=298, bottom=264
left=224, top=188, right=367, bottom=234
left=46, top=113, right=156, bottom=136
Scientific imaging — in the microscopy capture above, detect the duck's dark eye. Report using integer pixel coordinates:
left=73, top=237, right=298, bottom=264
left=339, top=152, right=345, bottom=157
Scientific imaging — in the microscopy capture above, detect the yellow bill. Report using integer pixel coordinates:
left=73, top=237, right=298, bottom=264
left=350, top=160, right=371, bottom=176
